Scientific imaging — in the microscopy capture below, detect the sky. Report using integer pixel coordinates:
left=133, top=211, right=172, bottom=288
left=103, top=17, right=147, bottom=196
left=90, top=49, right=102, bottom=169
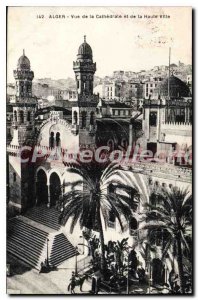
left=7, top=6, right=192, bottom=82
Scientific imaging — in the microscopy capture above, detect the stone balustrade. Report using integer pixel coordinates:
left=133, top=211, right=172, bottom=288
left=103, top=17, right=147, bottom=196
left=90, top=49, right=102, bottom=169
left=161, top=122, right=192, bottom=130
left=131, top=161, right=192, bottom=180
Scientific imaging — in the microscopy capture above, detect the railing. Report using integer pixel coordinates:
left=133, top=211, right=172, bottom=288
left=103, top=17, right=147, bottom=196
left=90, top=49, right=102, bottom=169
left=161, top=122, right=192, bottom=130
left=77, top=256, right=92, bottom=273
left=132, top=161, right=192, bottom=178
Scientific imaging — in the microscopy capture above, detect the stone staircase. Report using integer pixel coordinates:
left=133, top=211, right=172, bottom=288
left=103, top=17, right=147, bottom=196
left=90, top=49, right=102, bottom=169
left=7, top=218, right=48, bottom=269
left=49, top=233, right=77, bottom=266
left=7, top=206, right=77, bottom=270
left=24, top=205, right=61, bottom=231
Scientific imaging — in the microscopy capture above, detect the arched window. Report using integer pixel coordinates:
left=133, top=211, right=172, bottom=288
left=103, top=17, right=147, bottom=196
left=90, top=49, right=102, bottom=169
left=19, top=111, right=24, bottom=124
left=14, top=111, right=17, bottom=122
left=81, top=112, right=87, bottom=129
left=73, top=111, right=78, bottom=125
left=90, top=111, right=94, bottom=126
left=49, top=132, right=55, bottom=148
left=56, top=132, right=61, bottom=147
left=27, top=111, right=31, bottom=122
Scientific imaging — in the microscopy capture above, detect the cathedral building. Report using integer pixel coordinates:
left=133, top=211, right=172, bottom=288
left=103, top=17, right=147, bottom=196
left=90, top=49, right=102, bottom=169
left=7, top=38, right=192, bottom=283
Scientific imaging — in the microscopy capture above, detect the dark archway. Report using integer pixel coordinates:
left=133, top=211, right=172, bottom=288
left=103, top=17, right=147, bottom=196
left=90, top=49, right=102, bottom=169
left=90, top=111, right=94, bottom=126
left=19, top=110, right=24, bottom=124
left=27, top=111, right=31, bottom=122
left=56, top=132, right=61, bottom=147
left=49, top=131, right=55, bottom=148
left=81, top=111, right=87, bottom=129
left=73, top=111, right=78, bottom=125
left=36, top=169, right=48, bottom=205
left=152, top=258, right=165, bottom=286
left=50, top=172, right=61, bottom=206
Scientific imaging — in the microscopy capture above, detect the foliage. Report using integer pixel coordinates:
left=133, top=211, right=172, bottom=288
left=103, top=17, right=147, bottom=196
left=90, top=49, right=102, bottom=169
left=140, top=186, right=192, bottom=294
left=57, top=161, right=134, bottom=271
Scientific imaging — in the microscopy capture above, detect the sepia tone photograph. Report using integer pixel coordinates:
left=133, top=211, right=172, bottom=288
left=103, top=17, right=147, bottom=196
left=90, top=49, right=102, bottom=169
left=6, top=6, right=192, bottom=294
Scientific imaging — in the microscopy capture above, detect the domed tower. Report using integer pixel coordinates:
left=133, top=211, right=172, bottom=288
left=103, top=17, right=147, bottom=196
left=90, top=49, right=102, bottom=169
left=14, top=49, right=34, bottom=98
left=7, top=51, right=37, bottom=214
left=72, top=36, right=99, bottom=149
left=11, top=50, right=37, bottom=146
left=73, top=35, right=96, bottom=96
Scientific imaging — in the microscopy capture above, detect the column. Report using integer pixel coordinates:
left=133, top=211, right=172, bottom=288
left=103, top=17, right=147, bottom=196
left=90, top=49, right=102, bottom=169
left=47, top=184, right=51, bottom=208
left=35, top=179, right=38, bottom=206
left=129, top=124, right=133, bottom=147
left=24, top=108, right=27, bottom=123
left=185, top=106, right=187, bottom=123
left=186, top=107, right=190, bottom=123
left=17, top=110, right=21, bottom=125
left=157, top=106, right=160, bottom=141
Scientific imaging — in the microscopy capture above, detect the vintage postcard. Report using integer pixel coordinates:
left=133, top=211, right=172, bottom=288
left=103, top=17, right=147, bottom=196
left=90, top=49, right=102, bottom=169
left=6, top=6, right=192, bottom=294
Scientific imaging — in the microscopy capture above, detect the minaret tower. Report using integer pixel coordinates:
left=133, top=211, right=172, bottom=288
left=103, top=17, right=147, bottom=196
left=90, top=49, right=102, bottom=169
left=72, top=36, right=99, bottom=148
left=73, top=35, right=96, bottom=96
left=11, top=50, right=37, bottom=146
left=7, top=51, right=37, bottom=214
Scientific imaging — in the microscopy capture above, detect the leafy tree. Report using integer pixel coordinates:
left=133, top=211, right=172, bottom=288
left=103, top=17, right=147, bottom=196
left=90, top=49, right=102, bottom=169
left=57, top=162, right=134, bottom=272
left=140, top=187, right=192, bottom=293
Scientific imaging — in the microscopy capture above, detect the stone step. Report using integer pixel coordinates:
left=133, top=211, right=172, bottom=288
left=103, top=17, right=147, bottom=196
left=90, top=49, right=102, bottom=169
left=24, top=205, right=61, bottom=231
left=7, top=207, right=77, bottom=270
left=7, top=218, right=48, bottom=270
left=49, top=233, right=77, bottom=266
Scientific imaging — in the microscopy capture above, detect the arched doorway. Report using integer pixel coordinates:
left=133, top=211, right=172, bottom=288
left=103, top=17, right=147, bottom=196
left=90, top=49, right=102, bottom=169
left=49, top=172, right=61, bottom=206
left=152, top=258, right=165, bottom=285
left=36, top=169, right=48, bottom=205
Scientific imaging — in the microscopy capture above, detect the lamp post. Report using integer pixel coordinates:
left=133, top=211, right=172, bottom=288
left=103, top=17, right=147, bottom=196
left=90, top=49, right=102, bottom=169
left=127, top=252, right=130, bottom=295
left=46, top=238, right=49, bottom=267
left=79, top=235, right=85, bottom=255
left=75, top=246, right=78, bottom=275
left=126, top=246, right=133, bottom=295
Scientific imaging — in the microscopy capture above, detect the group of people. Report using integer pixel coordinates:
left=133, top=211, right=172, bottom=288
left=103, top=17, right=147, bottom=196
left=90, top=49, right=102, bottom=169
left=39, top=259, right=50, bottom=273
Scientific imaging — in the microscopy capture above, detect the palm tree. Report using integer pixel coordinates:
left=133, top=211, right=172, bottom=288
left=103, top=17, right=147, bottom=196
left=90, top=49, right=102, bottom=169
left=140, top=187, right=192, bottom=294
left=57, top=162, right=134, bottom=272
